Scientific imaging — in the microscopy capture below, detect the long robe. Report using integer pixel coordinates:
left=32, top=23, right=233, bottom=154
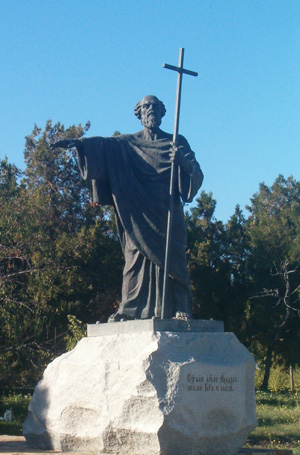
left=77, top=130, right=203, bottom=319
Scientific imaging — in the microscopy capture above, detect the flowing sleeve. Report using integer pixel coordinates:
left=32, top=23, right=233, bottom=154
left=177, top=135, right=204, bottom=203
left=76, top=137, right=114, bottom=206
left=76, top=137, right=107, bottom=180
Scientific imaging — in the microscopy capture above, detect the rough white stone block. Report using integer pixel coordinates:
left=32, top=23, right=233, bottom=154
left=24, top=330, right=256, bottom=455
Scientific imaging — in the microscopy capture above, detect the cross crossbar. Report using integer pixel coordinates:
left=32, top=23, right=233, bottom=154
left=162, top=63, right=198, bottom=78
left=161, top=48, right=198, bottom=319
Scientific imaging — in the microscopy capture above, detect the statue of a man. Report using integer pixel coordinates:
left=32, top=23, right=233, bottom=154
left=52, top=95, right=203, bottom=321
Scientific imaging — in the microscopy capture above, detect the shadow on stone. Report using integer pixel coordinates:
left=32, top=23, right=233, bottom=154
left=23, top=382, right=51, bottom=449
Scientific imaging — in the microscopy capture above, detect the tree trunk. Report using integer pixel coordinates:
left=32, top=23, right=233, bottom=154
left=290, top=365, right=295, bottom=392
left=261, top=344, right=273, bottom=390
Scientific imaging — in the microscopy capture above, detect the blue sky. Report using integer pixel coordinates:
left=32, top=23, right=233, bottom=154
left=1, top=0, right=299, bottom=222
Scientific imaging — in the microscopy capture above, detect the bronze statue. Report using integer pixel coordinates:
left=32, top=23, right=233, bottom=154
left=51, top=95, right=203, bottom=321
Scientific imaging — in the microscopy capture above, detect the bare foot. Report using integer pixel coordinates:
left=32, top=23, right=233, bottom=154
left=175, top=311, right=190, bottom=320
left=108, top=312, right=128, bottom=323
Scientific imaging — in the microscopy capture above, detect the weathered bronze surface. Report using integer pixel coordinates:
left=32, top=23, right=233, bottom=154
left=51, top=95, right=203, bottom=321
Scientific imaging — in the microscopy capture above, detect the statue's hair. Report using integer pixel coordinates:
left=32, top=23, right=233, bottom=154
left=134, top=96, right=166, bottom=120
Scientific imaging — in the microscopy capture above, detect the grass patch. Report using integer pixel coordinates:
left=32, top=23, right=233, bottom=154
left=247, top=390, right=300, bottom=452
left=0, top=392, right=31, bottom=435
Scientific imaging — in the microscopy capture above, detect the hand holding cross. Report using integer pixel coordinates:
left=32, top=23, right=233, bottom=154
left=169, top=144, right=193, bottom=174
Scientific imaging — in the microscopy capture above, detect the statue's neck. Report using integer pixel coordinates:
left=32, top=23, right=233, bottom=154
left=142, top=127, right=163, bottom=141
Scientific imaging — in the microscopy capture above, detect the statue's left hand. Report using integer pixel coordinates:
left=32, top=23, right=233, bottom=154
left=169, top=143, right=192, bottom=173
left=50, top=139, right=82, bottom=150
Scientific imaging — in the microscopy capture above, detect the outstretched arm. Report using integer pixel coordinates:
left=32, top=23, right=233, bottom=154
left=50, top=139, right=83, bottom=151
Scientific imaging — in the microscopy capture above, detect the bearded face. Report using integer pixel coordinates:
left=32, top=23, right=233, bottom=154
left=140, top=96, right=163, bottom=130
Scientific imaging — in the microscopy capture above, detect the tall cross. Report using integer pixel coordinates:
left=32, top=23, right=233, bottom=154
left=161, top=48, right=198, bottom=319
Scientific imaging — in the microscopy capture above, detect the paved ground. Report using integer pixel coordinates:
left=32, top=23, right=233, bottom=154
left=0, top=435, right=293, bottom=455
left=0, top=436, right=86, bottom=455
left=0, top=435, right=59, bottom=454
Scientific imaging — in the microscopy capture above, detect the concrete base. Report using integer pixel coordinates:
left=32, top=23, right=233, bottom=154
left=24, top=320, right=256, bottom=455
left=87, top=318, right=224, bottom=336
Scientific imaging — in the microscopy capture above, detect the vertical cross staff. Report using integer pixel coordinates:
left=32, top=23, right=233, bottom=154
left=161, top=48, right=198, bottom=319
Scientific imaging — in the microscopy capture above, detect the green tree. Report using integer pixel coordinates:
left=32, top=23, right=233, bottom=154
left=245, top=175, right=300, bottom=389
left=186, top=191, right=232, bottom=324
left=0, top=122, right=123, bottom=386
left=0, top=157, right=45, bottom=385
left=225, top=205, right=253, bottom=342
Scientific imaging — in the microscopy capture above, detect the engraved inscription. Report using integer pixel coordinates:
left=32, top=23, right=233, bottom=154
left=186, top=373, right=238, bottom=392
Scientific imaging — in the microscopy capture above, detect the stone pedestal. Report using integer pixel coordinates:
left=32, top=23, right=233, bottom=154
left=24, top=320, right=257, bottom=455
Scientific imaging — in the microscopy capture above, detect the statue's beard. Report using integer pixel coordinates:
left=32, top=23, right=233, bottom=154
left=141, top=114, right=161, bottom=130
